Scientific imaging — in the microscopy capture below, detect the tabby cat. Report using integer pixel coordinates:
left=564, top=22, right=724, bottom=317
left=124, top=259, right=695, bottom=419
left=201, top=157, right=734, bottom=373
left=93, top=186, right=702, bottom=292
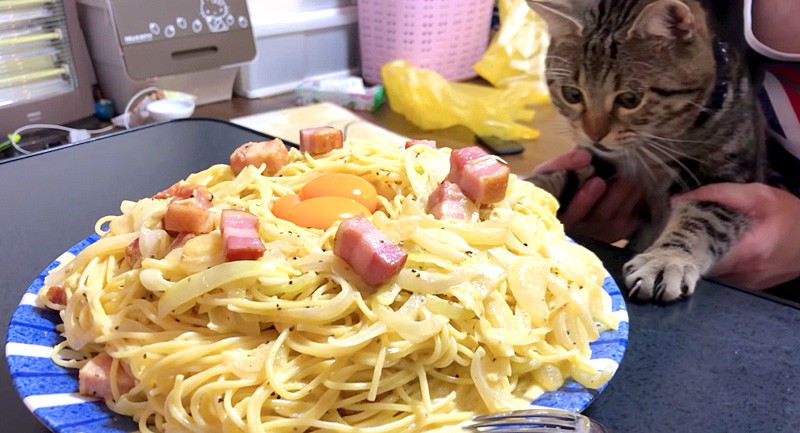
left=526, top=0, right=766, bottom=301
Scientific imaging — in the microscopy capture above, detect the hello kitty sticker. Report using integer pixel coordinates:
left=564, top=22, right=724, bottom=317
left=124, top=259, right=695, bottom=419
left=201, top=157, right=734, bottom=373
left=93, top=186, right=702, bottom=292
left=200, top=0, right=232, bottom=33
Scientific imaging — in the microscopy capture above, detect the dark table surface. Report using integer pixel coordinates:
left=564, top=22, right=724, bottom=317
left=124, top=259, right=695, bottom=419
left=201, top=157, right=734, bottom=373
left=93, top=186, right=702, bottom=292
left=2, top=119, right=799, bottom=433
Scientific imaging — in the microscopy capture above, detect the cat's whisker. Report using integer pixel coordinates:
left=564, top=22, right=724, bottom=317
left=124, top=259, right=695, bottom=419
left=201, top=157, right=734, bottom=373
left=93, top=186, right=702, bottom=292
left=637, top=131, right=708, bottom=145
left=635, top=134, right=708, bottom=163
left=546, top=71, right=573, bottom=78
left=637, top=145, right=689, bottom=190
left=631, top=148, right=659, bottom=185
left=640, top=141, right=702, bottom=188
left=545, top=55, right=572, bottom=64
left=628, top=60, right=656, bottom=71
left=638, top=138, right=705, bottom=163
left=682, top=100, right=710, bottom=110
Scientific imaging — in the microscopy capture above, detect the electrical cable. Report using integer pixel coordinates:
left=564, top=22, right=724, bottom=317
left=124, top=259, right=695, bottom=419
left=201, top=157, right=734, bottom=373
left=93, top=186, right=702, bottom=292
left=122, top=86, right=162, bottom=130
left=9, top=87, right=164, bottom=155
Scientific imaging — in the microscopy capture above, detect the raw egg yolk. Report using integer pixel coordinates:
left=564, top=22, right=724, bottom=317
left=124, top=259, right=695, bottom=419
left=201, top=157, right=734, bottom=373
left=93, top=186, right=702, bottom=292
left=300, top=173, right=379, bottom=213
left=287, top=197, right=371, bottom=230
left=271, top=194, right=301, bottom=219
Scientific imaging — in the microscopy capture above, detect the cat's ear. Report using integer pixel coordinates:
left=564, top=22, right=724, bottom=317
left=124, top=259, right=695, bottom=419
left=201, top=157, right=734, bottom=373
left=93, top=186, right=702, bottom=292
left=528, top=1, right=583, bottom=39
left=627, top=0, right=695, bottom=41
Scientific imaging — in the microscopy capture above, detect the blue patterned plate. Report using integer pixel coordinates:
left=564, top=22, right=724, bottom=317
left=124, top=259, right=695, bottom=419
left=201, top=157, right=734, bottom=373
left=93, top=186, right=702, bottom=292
left=6, top=234, right=628, bottom=432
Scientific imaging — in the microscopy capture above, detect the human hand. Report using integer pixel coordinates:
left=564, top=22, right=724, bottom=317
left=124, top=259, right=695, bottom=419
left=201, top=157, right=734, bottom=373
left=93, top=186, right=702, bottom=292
left=674, top=182, right=800, bottom=290
left=531, top=149, right=644, bottom=244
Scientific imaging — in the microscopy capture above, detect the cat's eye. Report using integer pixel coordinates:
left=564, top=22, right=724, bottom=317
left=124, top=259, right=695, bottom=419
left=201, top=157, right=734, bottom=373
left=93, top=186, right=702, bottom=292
left=561, top=86, right=583, bottom=104
left=616, top=92, right=644, bottom=109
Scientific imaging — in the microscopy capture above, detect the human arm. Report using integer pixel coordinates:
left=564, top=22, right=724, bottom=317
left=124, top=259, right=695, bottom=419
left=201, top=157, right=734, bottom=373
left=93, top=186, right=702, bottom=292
left=674, top=182, right=800, bottom=290
left=528, top=149, right=644, bottom=244
left=746, top=0, right=800, bottom=59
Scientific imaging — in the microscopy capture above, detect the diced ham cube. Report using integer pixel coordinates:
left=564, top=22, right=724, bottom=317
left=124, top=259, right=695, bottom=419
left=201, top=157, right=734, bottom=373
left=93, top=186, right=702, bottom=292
left=163, top=203, right=215, bottom=234
left=174, top=184, right=213, bottom=206
left=46, top=285, right=67, bottom=306
left=153, top=182, right=180, bottom=199
left=79, top=353, right=135, bottom=399
left=334, top=215, right=408, bottom=288
left=230, top=139, right=289, bottom=176
left=162, top=184, right=215, bottom=235
left=221, top=209, right=265, bottom=261
left=124, top=238, right=142, bottom=265
left=299, top=127, right=344, bottom=155
left=427, top=181, right=472, bottom=220
left=405, top=139, right=437, bottom=149
left=168, top=232, right=196, bottom=251
left=447, top=146, right=510, bottom=204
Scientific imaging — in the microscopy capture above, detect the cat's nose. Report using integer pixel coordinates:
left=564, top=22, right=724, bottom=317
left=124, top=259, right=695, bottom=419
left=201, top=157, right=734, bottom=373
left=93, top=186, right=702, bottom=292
left=582, top=115, right=611, bottom=143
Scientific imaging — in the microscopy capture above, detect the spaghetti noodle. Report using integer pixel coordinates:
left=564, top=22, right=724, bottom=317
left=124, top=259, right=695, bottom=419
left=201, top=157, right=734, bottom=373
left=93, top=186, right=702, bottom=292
left=40, top=140, right=618, bottom=433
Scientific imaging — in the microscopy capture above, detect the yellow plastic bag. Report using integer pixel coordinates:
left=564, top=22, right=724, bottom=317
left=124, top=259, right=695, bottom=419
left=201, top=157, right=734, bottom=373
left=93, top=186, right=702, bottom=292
left=474, top=0, right=550, bottom=88
left=382, top=60, right=548, bottom=140
left=380, top=0, right=550, bottom=141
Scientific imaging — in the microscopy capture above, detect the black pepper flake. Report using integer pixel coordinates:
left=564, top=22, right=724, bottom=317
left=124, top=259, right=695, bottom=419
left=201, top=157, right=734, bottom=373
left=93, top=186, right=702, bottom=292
left=293, top=257, right=298, bottom=260
left=379, top=240, right=384, bottom=243
left=411, top=269, right=417, bottom=273
left=416, top=274, right=421, bottom=278
left=523, top=243, right=528, bottom=247
left=114, top=325, right=119, bottom=330
left=143, top=353, right=147, bottom=359
left=218, top=397, right=223, bottom=403
left=288, top=281, right=293, bottom=285
left=175, top=318, right=181, bottom=323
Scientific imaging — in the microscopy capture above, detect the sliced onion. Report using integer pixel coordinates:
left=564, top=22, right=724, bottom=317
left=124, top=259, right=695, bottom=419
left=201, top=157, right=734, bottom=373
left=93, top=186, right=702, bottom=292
left=374, top=295, right=447, bottom=344
left=138, top=227, right=170, bottom=259
left=158, top=260, right=283, bottom=317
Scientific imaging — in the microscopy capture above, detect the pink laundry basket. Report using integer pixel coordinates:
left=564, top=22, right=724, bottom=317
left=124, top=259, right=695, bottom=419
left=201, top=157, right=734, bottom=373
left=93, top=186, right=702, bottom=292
left=357, top=0, right=495, bottom=85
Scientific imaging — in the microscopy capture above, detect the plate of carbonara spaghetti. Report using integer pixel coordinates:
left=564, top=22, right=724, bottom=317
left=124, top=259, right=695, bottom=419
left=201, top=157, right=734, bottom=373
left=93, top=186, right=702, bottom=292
left=6, top=133, right=628, bottom=433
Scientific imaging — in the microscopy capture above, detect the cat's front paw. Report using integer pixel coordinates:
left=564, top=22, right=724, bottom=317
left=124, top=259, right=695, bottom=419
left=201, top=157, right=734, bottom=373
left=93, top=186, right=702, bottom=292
left=526, top=171, right=566, bottom=198
left=623, top=249, right=701, bottom=302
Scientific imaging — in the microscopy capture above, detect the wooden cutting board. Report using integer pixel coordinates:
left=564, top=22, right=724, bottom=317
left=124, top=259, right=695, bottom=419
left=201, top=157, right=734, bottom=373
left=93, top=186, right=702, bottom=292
left=230, top=102, right=409, bottom=147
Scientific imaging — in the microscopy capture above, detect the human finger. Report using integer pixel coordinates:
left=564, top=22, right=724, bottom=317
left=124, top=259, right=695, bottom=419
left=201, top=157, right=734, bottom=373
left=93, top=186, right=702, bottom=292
left=708, top=227, right=767, bottom=283
left=560, top=177, right=607, bottom=227
left=590, top=179, right=641, bottom=222
left=531, top=148, right=592, bottom=175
